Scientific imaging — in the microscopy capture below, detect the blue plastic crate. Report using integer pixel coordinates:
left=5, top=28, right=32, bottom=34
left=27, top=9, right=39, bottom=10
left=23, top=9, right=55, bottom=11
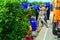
left=34, top=4, right=39, bottom=10
left=46, top=2, right=50, bottom=7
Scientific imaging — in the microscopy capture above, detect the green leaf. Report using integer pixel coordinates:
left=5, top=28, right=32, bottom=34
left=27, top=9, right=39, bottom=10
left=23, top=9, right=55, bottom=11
left=0, top=27, right=3, bottom=32
left=0, top=20, right=2, bottom=22
left=5, top=19, right=8, bottom=22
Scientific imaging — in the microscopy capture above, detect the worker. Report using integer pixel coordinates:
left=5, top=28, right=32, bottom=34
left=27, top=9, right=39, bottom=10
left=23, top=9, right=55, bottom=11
left=34, top=4, right=39, bottom=21
left=46, top=7, right=50, bottom=20
left=38, top=5, right=48, bottom=28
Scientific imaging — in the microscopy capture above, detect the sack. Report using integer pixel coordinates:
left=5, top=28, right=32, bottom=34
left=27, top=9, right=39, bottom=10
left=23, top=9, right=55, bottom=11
left=29, top=26, right=32, bottom=31
left=32, top=31, right=36, bottom=37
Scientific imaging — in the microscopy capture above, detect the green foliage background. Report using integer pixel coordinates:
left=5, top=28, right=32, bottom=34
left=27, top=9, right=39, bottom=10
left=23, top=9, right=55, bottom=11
left=0, top=0, right=30, bottom=40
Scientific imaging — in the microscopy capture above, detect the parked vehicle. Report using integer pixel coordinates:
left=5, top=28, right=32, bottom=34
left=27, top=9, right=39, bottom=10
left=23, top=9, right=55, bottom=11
left=52, top=0, right=60, bottom=39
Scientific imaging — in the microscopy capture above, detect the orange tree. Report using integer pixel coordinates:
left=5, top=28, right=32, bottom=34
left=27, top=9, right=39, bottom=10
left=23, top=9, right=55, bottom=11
left=0, top=0, right=30, bottom=40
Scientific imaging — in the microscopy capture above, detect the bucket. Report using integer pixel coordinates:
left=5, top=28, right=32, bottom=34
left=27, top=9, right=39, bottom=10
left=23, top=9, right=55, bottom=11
left=26, top=36, right=34, bottom=40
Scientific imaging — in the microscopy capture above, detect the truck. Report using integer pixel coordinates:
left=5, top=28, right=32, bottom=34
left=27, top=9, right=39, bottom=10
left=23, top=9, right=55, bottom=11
left=52, top=0, right=60, bottom=39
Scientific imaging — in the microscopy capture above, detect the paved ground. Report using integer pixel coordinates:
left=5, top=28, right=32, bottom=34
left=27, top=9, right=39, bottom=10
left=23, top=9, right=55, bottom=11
left=35, top=26, right=57, bottom=40
left=34, top=12, right=58, bottom=40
